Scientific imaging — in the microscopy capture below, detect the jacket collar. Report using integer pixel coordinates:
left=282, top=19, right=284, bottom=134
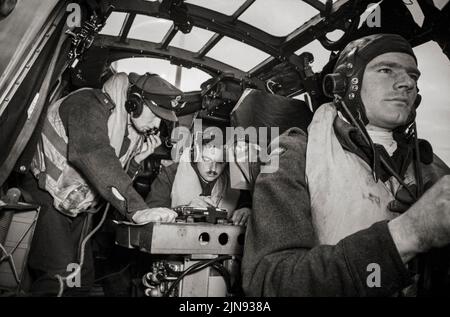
left=333, top=117, right=415, bottom=182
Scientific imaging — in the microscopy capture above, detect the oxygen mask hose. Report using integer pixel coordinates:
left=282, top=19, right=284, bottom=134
left=334, top=95, right=417, bottom=200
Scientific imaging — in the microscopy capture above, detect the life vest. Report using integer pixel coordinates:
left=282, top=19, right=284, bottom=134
left=305, top=103, right=414, bottom=245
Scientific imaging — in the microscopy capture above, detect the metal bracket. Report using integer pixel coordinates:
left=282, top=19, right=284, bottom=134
left=66, top=4, right=114, bottom=68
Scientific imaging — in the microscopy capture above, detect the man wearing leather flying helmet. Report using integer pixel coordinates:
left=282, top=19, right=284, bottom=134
left=25, top=72, right=182, bottom=295
left=242, top=34, right=450, bottom=296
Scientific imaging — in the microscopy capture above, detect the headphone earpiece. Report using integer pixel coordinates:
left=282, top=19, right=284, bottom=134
left=323, top=73, right=347, bottom=98
left=125, top=91, right=144, bottom=118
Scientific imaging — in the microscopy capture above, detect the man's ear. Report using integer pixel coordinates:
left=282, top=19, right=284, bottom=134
left=406, top=107, right=417, bottom=126
left=404, top=93, right=421, bottom=126
left=414, top=94, right=422, bottom=109
left=403, top=93, right=421, bottom=126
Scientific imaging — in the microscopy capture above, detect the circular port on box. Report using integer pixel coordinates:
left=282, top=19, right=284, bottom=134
left=218, top=233, right=229, bottom=245
left=199, top=232, right=210, bottom=245
left=238, top=233, right=245, bottom=246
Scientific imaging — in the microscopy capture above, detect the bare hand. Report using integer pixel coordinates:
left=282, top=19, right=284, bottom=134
left=389, top=175, right=450, bottom=263
left=132, top=207, right=178, bottom=224
left=134, top=134, right=162, bottom=164
left=230, top=207, right=251, bottom=226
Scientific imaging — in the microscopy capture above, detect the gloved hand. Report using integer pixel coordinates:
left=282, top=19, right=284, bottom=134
left=132, top=207, right=178, bottom=224
left=388, top=181, right=433, bottom=213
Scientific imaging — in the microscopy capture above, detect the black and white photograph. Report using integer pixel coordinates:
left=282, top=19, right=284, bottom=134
left=1, top=0, right=449, bottom=304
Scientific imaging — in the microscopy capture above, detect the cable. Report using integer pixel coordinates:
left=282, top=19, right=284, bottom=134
left=211, top=263, right=232, bottom=294
left=265, top=80, right=277, bottom=94
left=164, top=261, right=210, bottom=295
left=335, top=95, right=417, bottom=200
left=52, top=121, right=148, bottom=296
left=163, top=258, right=222, bottom=296
left=335, top=95, right=378, bottom=180
left=163, top=262, right=183, bottom=277
left=54, top=203, right=110, bottom=297
left=410, top=122, right=432, bottom=297
left=94, top=264, right=131, bottom=284
left=232, top=142, right=252, bottom=185
left=163, top=255, right=232, bottom=297
left=412, top=123, right=424, bottom=197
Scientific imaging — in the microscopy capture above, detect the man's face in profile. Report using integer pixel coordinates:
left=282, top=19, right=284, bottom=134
left=130, top=104, right=162, bottom=135
left=361, top=52, right=420, bottom=130
left=196, top=143, right=226, bottom=182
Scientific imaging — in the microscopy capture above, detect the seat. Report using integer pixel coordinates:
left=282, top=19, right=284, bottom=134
left=229, top=89, right=313, bottom=190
